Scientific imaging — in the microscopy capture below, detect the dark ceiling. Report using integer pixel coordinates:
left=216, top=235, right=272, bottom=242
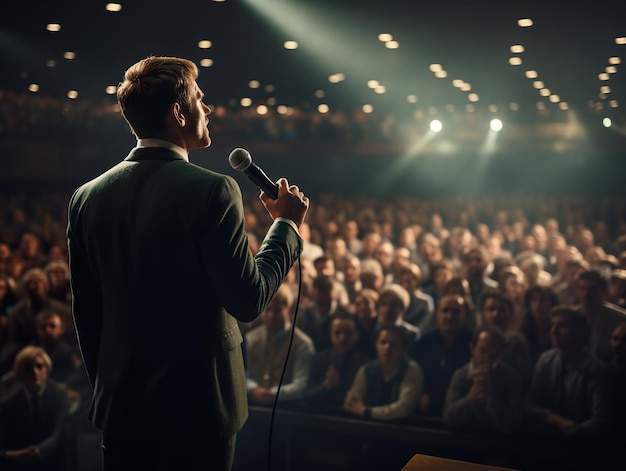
left=2, top=0, right=625, bottom=123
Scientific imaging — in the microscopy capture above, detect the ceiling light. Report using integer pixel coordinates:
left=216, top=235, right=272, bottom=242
left=429, top=64, right=443, bottom=72
left=105, top=3, right=122, bottom=12
left=284, top=41, right=298, bottom=50
left=46, top=24, right=61, bottom=32
left=249, top=80, right=260, bottom=89
left=362, top=104, right=373, bottom=113
left=490, top=119, right=503, bottom=131
left=509, top=57, right=522, bottom=65
left=608, top=57, right=621, bottom=65
left=518, top=18, right=533, bottom=27
left=198, top=40, right=212, bottom=49
left=199, top=59, right=213, bottom=67
left=385, top=41, right=399, bottom=49
left=510, top=45, right=524, bottom=53
left=318, top=104, right=329, bottom=114
left=525, top=70, right=538, bottom=78
left=378, top=33, right=393, bottom=42
left=430, top=120, right=442, bottom=132
left=407, top=95, right=418, bottom=103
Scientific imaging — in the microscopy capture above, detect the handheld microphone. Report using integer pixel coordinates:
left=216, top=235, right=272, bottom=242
left=228, top=148, right=279, bottom=200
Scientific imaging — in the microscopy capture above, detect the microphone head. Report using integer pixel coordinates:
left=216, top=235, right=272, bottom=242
left=228, top=148, right=252, bottom=171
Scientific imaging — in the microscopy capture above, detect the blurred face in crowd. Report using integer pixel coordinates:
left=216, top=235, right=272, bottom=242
left=0, top=243, right=10, bottom=260
left=343, top=220, right=359, bottom=241
left=397, top=272, right=418, bottom=295
left=503, top=272, right=525, bottom=300
left=471, top=331, right=504, bottom=369
left=576, top=277, right=604, bottom=309
left=315, top=258, right=335, bottom=278
left=436, top=295, right=466, bottom=336
left=261, top=297, right=289, bottom=335
left=529, top=290, right=554, bottom=320
left=19, top=233, right=39, bottom=257
left=377, top=293, right=402, bottom=323
left=24, top=273, right=47, bottom=299
left=433, top=266, right=454, bottom=292
left=375, top=242, right=394, bottom=270
left=465, top=249, right=487, bottom=279
left=47, top=264, right=68, bottom=288
left=330, top=318, right=359, bottom=355
left=22, top=354, right=49, bottom=393
left=550, top=312, right=583, bottom=352
left=482, top=295, right=512, bottom=331
left=376, top=329, right=406, bottom=367
left=342, top=256, right=361, bottom=284
left=354, top=293, right=376, bottom=327
left=37, top=313, right=65, bottom=346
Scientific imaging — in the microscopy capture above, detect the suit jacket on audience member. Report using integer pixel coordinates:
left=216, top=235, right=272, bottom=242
left=0, top=379, right=70, bottom=468
left=67, top=148, right=302, bottom=444
left=444, top=361, right=524, bottom=434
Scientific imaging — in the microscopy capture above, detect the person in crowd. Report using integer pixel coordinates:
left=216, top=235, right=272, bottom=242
left=0, top=274, right=18, bottom=348
left=353, top=288, right=379, bottom=358
left=306, top=313, right=368, bottom=411
left=42, top=261, right=70, bottom=306
left=395, top=263, right=435, bottom=332
left=423, top=260, right=455, bottom=309
left=518, top=253, right=552, bottom=288
left=520, top=285, right=560, bottom=363
left=359, top=232, right=382, bottom=261
left=325, top=236, right=349, bottom=276
left=15, top=233, right=47, bottom=272
left=344, top=324, right=423, bottom=421
left=0, top=243, right=11, bottom=275
left=608, top=269, right=626, bottom=309
left=574, top=269, right=626, bottom=364
left=7, top=269, right=70, bottom=349
left=555, top=257, right=589, bottom=306
left=442, top=277, right=476, bottom=328
left=375, top=284, right=421, bottom=345
left=359, top=258, right=384, bottom=292
left=461, top=246, right=498, bottom=307
left=67, top=56, right=309, bottom=471
left=444, top=325, right=524, bottom=434
left=410, top=294, right=472, bottom=417
left=297, top=275, right=350, bottom=351
left=339, top=254, right=362, bottom=304
left=299, top=222, right=324, bottom=262
left=374, top=240, right=395, bottom=286
left=550, top=245, right=583, bottom=292
left=313, top=255, right=337, bottom=279
left=341, top=220, right=363, bottom=257
left=526, top=307, right=613, bottom=437
left=246, top=285, right=314, bottom=405
left=477, top=290, right=533, bottom=385
left=0, top=346, right=70, bottom=470
left=498, top=265, right=527, bottom=332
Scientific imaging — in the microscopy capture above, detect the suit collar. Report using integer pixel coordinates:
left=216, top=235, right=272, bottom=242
left=124, top=147, right=187, bottom=163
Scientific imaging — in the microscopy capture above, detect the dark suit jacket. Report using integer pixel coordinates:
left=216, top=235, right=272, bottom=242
left=0, top=379, right=69, bottom=467
left=67, top=147, right=302, bottom=443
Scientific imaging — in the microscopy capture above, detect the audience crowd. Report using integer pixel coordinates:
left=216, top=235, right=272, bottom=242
left=1, top=187, right=626, bottom=469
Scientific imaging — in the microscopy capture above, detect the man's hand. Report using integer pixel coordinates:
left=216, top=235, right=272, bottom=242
left=467, top=364, right=492, bottom=403
left=260, top=178, right=309, bottom=228
left=343, top=393, right=367, bottom=417
left=249, top=386, right=276, bottom=405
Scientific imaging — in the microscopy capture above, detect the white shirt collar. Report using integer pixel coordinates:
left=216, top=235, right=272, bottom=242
left=136, top=138, right=188, bottom=162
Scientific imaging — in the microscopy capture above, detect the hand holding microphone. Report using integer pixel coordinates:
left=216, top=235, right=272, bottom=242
left=229, top=148, right=309, bottom=228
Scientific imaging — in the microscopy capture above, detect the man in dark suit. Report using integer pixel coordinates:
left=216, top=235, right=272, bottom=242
left=66, top=56, right=309, bottom=471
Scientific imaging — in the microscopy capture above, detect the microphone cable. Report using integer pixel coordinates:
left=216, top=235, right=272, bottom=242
left=265, top=256, right=302, bottom=471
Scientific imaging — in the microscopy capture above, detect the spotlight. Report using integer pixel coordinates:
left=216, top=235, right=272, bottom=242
left=490, top=118, right=503, bottom=132
left=603, top=117, right=612, bottom=128
left=430, top=120, right=443, bottom=133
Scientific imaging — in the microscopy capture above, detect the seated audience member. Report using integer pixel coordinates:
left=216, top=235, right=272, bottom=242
left=0, top=274, right=19, bottom=349
left=0, top=346, right=70, bottom=470
left=353, top=288, right=379, bottom=358
left=246, top=285, right=314, bottom=405
left=344, top=324, right=423, bottom=421
left=575, top=270, right=626, bottom=365
left=423, top=260, right=455, bottom=309
left=444, top=326, right=524, bottom=434
left=442, top=277, right=476, bottom=328
left=498, top=265, right=527, bottom=332
left=339, top=254, right=362, bottom=304
left=16, top=233, right=48, bottom=272
left=306, top=313, right=368, bottom=410
left=359, top=258, right=384, bottom=292
left=410, top=294, right=472, bottom=417
left=313, top=256, right=336, bottom=280
left=555, top=257, right=588, bottom=306
left=395, top=264, right=435, bottom=332
left=461, top=246, right=498, bottom=308
left=8, top=269, right=71, bottom=348
left=520, top=285, right=560, bottom=363
left=0, top=310, right=79, bottom=382
left=609, top=322, right=626, bottom=434
left=297, top=276, right=349, bottom=351
left=518, top=253, right=551, bottom=288
left=299, top=222, right=324, bottom=262
left=526, top=307, right=613, bottom=437
left=608, top=269, right=626, bottom=309
left=478, top=291, right=533, bottom=385
left=375, top=284, right=421, bottom=345
left=43, top=261, right=71, bottom=306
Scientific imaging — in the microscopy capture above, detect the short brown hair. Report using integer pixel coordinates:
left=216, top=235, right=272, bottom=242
left=117, top=56, right=198, bottom=138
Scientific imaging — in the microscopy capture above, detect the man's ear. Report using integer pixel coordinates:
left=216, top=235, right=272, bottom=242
left=172, top=102, right=186, bottom=127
